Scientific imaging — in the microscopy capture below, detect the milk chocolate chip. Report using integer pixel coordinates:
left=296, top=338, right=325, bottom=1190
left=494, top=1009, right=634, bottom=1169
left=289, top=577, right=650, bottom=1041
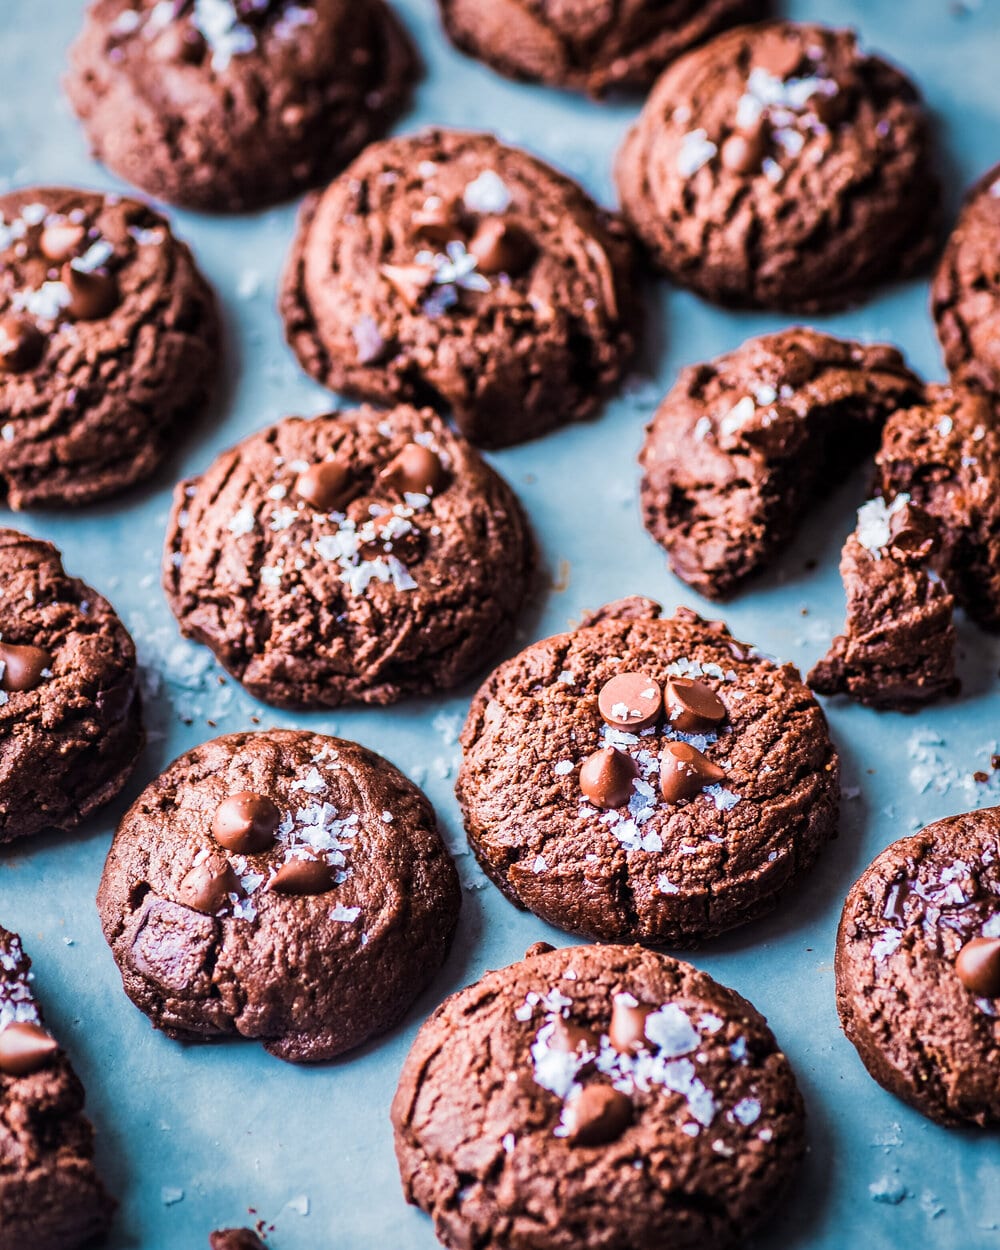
left=664, top=678, right=727, bottom=734
left=267, top=853, right=335, bottom=896
left=379, top=443, right=446, bottom=496
left=0, top=1020, right=59, bottom=1076
left=579, top=746, right=638, bottom=809
left=563, top=1082, right=632, bottom=1147
left=0, top=314, right=44, bottom=373
left=955, top=936, right=1000, bottom=998
left=597, top=673, right=662, bottom=731
left=177, top=858, right=240, bottom=915
left=294, top=459, right=354, bottom=512
left=212, top=792, right=280, bottom=854
left=0, top=641, right=52, bottom=693
left=608, top=995, right=654, bottom=1054
left=659, top=741, right=725, bottom=802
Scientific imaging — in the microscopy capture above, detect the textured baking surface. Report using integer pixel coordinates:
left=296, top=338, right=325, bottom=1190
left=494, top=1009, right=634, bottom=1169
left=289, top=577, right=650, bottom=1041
left=0, top=0, right=999, bottom=1246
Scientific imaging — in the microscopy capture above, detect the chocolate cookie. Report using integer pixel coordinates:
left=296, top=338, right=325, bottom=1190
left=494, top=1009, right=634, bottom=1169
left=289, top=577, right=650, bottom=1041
left=436, top=0, right=767, bottom=97
left=0, top=187, right=219, bottom=509
left=639, top=329, right=923, bottom=599
left=164, top=404, right=534, bottom=708
left=97, top=730, right=460, bottom=1062
left=836, top=809, right=1000, bottom=1127
left=456, top=597, right=839, bottom=945
left=392, top=942, right=806, bottom=1250
left=808, top=498, right=957, bottom=711
left=0, top=924, right=115, bottom=1250
left=209, top=1231, right=265, bottom=1250
left=0, top=528, right=143, bottom=845
left=66, top=0, right=417, bottom=212
left=280, top=129, right=638, bottom=448
left=876, top=385, right=1000, bottom=631
left=616, top=21, right=939, bottom=310
left=932, top=162, right=1000, bottom=403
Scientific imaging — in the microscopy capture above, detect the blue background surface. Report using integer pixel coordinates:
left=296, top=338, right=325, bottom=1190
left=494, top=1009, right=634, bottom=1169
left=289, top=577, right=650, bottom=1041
left=1, top=0, right=998, bottom=1245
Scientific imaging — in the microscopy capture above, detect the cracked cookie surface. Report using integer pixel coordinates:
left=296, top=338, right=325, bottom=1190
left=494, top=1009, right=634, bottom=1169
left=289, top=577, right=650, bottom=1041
left=392, top=941, right=805, bottom=1250
left=163, top=404, right=534, bottom=708
left=456, top=597, right=839, bottom=945
left=97, top=729, right=460, bottom=1063
left=280, top=128, right=639, bottom=448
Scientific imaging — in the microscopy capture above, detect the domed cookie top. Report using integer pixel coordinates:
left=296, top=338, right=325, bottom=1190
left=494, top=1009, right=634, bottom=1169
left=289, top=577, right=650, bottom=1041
left=280, top=129, right=638, bottom=448
left=0, top=528, right=143, bottom=845
left=456, top=598, right=839, bottom=945
left=392, top=942, right=805, bottom=1250
left=0, top=187, right=219, bottom=508
left=0, top=924, right=115, bottom=1250
left=933, top=162, right=1000, bottom=403
left=436, top=0, right=766, bottom=97
left=616, top=21, right=938, bottom=310
left=97, top=730, right=461, bottom=1063
left=836, top=807, right=1000, bottom=1127
left=639, top=328, right=922, bottom=599
left=164, top=404, right=534, bottom=707
left=65, top=0, right=417, bottom=211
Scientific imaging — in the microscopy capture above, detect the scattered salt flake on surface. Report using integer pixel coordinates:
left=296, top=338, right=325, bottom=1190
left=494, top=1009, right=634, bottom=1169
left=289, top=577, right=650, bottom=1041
left=330, top=904, right=361, bottom=923
left=12, top=281, right=71, bottom=321
left=553, top=760, right=574, bottom=776
left=227, top=504, right=255, bottom=535
left=1, top=424, right=14, bottom=442
left=291, top=767, right=325, bottom=794
left=644, top=1003, right=699, bottom=1057
left=677, top=129, right=717, bottom=176
left=502, top=1132, right=516, bottom=1153
left=872, top=1122, right=902, bottom=1149
left=729, top=1037, right=748, bottom=1062
left=699, top=1012, right=724, bottom=1033
left=694, top=415, right=712, bottom=441
left=260, top=565, right=282, bottom=587
left=731, top=1097, right=761, bottom=1125
left=557, top=670, right=575, bottom=685
left=705, top=784, right=740, bottom=812
left=919, top=1189, right=945, bottom=1219
left=856, top=494, right=909, bottom=556
left=432, top=711, right=462, bottom=745
left=381, top=810, right=393, bottom=823
left=681, top=1122, right=700, bottom=1137
left=869, top=1176, right=907, bottom=1204
left=161, top=1187, right=184, bottom=1206
left=286, top=1194, right=310, bottom=1216
left=463, top=170, right=512, bottom=214
left=719, top=395, right=755, bottom=436
left=872, top=929, right=901, bottom=962
left=532, top=856, right=547, bottom=873
left=657, top=874, right=679, bottom=895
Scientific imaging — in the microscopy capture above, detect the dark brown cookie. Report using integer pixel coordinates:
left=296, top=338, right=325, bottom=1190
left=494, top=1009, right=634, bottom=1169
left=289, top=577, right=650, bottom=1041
left=437, top=0, right=767, bottom=97
left=0, top=924, right=115, bottom=1250
left=98, top=730, right=460, bottom=1062
left=456, top=598, right=839, bottom=945
left=876, top=385, right=1000, bottom=631
left=639, top=329, right=923, bottom=599
left=163, top=404, right=534, bottom=708
left=0, top=187, right=219, bottom=508
left=0, top=528, right=143, bottom=845
left=209, top=1231, right=265, bottom=1250
left=65, top=0, right=417, bottom=212
left=616, top=21, right=939, bottom=310
left=280, top=128, right=638, bottom=448
left=932, top=162, right=1000, bottom=403
left=836, top=809, right=1000, bottom=1127
left=808, top=498, right=957, bottom=710
left=392, top=942, right=806, bottom=1250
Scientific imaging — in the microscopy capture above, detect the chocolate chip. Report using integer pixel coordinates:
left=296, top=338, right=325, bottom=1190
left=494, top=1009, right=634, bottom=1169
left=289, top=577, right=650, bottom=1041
left=0, top=1020, right=59, bottom=1076
left=563, top=1083, right=632, bottom=1147
left=212, top=792, right=280, bottom=854
left=753, top=30, right=804, bottom=79
left=664, top=678, right=727, bottom=734
left=550, top=1017, right=598, bottom=1056
left=881, top=878, right=909, bottom=924
left=267, top=854, right=335, bottom=896
left=955, top=936, right=1000, bottom=997
left=0, top=314, right=44, bottom=373
left=467, top=217, right=537, bottom=276
left=0, top=641, right=52, bottom=693
left=61, top=263, right=118, bottom=320
left=294, top=459, right=354, bottom=512
left=608, top=996, right=654, bottom=1054
left=659, top=741, right=725, bottom=802
left=578, top=746, right=638, bottom=809
left=39, top=222, right=86, bottom=262
left=380, top=262, right=434, bottom=309
left=597, top=673, right=662, bottom=731
left=887, top=502, right=938, bottom=562
left=378, top=443, right=447, bottom=496
left=154, top=21, right=206, bottom=63
left=720, top=120, right=769, bottom=174
left=524, top=941, right=555, bottom=958
left=177, top=858, right=240, bottom=915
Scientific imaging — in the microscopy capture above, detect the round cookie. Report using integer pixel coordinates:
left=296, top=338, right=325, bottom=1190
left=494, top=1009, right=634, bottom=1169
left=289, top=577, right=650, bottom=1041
left=0, top=187, right=219, bottom=509
left=456, top=597, right=839, bottom=945
left=65, top=0, right=417, bottom=212
left=0, top=528, right=143, bottom=845
left=436, top=0, right=767, bottom=97
left=164, top=404, right=534, bottom=708
left=392, top=942, right=806, bottom=1250
left=836, top=809, right=1000, bottom=1127
left=932, top=162, right=1000, bottom=402
left=616, top=21, right=939, bottom=310
left=639, top=329, right=923, bottom=599
left=280, top=129, right=638, bottom=448
left=97, top=730, right=461, bottom=1063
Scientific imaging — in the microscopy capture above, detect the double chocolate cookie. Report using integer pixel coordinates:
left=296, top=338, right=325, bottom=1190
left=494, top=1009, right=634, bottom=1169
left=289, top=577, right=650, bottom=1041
left=164, top=404, right=534, bottom=708
left=437, top=0, right=767, bottom=97
left=393, top=942, right=806, bottom=1250
left=98, top=730, right=460, bottom=1062
left=932, top=162, right=1000, bottom=403
left=209, top=1231, right=265, bottom=1250
left=0, top=924, right=115, bottom=1250
left=456, top=597, right=839, bottom=945
left=0, top=187, right=219, bottom=508
left=639, top=329, right=923, bottom=599
left=281, top=129, right=638, bottom=448
left=836, top=808, right=1000, bottom=1126
left=66, top=0, right=417, bottom=212
left=808, top=497, right=957, bottom=711
left=616, top=21, right=939, bottom=310
left=876, top=385, right=1000, bottom=631
left=0, top=528, right=143, bottom=845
